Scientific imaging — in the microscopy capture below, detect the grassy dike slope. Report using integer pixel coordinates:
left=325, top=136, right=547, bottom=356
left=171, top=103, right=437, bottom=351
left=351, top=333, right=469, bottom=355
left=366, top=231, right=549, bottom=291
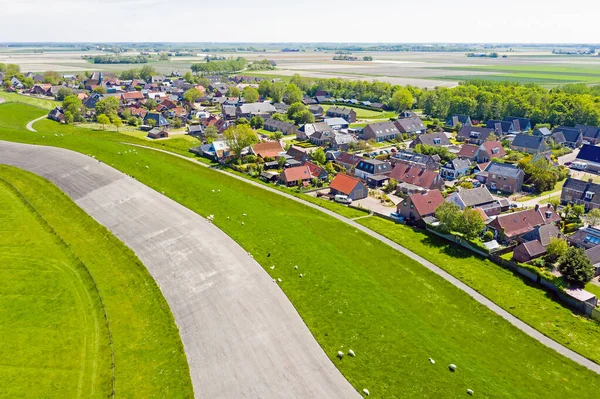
left=0, top=165, right=193, bottom=398
left=2, top=102, right=600, bottom=397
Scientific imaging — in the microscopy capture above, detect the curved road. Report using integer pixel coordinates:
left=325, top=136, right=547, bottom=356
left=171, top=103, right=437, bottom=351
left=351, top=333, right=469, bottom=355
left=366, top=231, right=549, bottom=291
left=26, top=115, right=47, bottom=132
left=127, top=143, right=600, bottom=375
left=0, top=141, right=360, bottom=399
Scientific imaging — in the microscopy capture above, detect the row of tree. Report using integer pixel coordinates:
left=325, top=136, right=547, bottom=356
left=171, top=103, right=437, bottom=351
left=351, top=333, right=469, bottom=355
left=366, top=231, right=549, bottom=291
left=191, top=57, right=246, bottom=75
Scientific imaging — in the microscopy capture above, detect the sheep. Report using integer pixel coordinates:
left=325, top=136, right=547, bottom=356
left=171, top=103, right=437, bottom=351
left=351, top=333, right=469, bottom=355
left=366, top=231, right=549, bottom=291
left=467, top=389, right=474, bottom=395
left=429, top=358, right=435, bottom=364
left=54, top=134, right=58, bottom=137
left=337, top=351, right=344, bottom=359
left=294, top=265, right=298, bottom=270
left=270, top=266, right=275, bottom=270
left=241, top=222, right=245, bottom=226
left=348, top=349, right=355, bottom=357
left=362, top=389, right=370, bottom=396
left=449, top=364, right=457, bottom=372
left=242, top=213, right=247, bottom=216
left=299, top=274, right=303, bottom=278
left=277, top=278, right=282, bottom=283
left=145, top=165, right=149, bottom=169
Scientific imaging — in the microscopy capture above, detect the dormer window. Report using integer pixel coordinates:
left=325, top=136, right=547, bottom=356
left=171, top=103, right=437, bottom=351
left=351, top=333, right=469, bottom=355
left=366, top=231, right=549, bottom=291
left=586, top=191, right=594, bottom=200
left=433, top=138, right=441, bottom=145
left=470, top=132, right=480, bottom=138
left=492, top=148, right=499, bottom=154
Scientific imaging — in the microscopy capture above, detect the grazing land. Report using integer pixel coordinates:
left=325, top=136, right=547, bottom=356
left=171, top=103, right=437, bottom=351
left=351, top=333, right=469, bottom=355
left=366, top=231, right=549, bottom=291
left=3, top=103, right=600, bottom=397
left=0, top=163, right=193, bottom=398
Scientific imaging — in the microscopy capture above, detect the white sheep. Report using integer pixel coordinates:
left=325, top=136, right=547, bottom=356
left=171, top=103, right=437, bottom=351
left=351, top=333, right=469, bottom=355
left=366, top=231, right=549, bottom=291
left=348, top=349, right=355, bottom=357
left=362, top=389, right=370, bottom=396
left=277, top=278, right=282, bottom=283
left=467, top=389, right=474, bottom=396
left=429, top=358, right=435, bottom=364
left=241, top=222, right=245, bottom=226
left=449, top=364, right=457, bottom=372
left=299, top=274, right=303, bottom=278
left=145, top=165, right=149, bottom=169
left=270, top=266, right=275, bottom=270
left=294, top=265, right=298, bottom=270
left=243, top=213, right=247, bottom=216
left=337, top=351, right=344, bottom=359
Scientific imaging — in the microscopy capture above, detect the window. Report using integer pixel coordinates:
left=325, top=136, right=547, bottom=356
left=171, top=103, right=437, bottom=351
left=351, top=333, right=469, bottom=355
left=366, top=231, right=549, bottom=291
left=433, top=138, right=441, bottom=145
left=492, top=148, right=499, bottom=154
left=586, top=191, right=594, bottom=200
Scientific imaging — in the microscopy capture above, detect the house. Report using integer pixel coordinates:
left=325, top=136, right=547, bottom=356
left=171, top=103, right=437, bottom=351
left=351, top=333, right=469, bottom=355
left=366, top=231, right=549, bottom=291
left=305, top=161, right=329, bottom=181
left=446, top=114, right=472, bottom=128
left=121, top=91, right=145, bottom=103
left=324, top=117, right=349, bottom=130
left=147, top=128, right=169, bottom=139
left=391, top=150, right=440, bottom=171
left=486, top=120, right=517, bottom=135
left=568, top=226, right=600, bottom=250
left=273, top=103, right=289, bottom=113
left=315, top=96, right=330, bottom=104
left=325, top=107, right=357, bottom=123
left=510, top=134, right=550, bottom=154
left=474, top=141, right=505, bottom=163
left=394, top=117, right=427, bottom=135
left=440, top=158, right=472, bottom=180
left=397, top=190, right=445, bottom=222
left=263, top=119, right=298, bottom=136
left=222, top=105, right=237, bottom=120
left=83, top=92, right=103, bottom=109
left=202, top=115, right=227, bottom=132
left=446, top=186, right=498, bottom=214
left=389, top=163, right=445, bottom=193
left=279, top=165, right=312, bottom=186
left=513, top=240, right=547, bottom=263
left=553, top=126, right=583, bottom=148
left=236, top=102, right=277, bottom=119
left=575, top=125, right=600, bottom=145
left=329, top=173, right=369, bottom=200
left=533, top=127, right=553, bottom=138
left=503, top=117, right=531, bottom=132
left=188, top=124, right=204, bottom=137
left=361, top=122, right=401, bottom=142
left=330, top=152, right=363, bottom=171
left=10, top=77, right=24, bottom=89
left=309, top=130, right=336, bottom=147
left=303, top=97, right=318, bottom=105
left=315, top=90, right=330, bottom=98
left=144, top=112, right=170, bottom=128
left=409, top=132, right=450, bottom=148
left=201, top=140, right=231, bottom=160
left=331, top=133, right=357, bottom=151
left=308, top=105, right=324, bottom=118
left=298, top=122, right=333, bottom=141
left=354, top=159, right=393, bottom=180
left=287, top=146, right=312, bottom=163
left=371, top=103, right=387, bottom=110
left=457, top=144, right=479, bottom=161
left=561, top=177, right=600, bottom=212
left=30, top=83, right=52, bottom=95
left=457, top=126, right=495, bottom=145
left=573, top=145, right=600, bottom=173
left=487, top=204, right=560, bottom=243
left=476, top=162, right=524, bottom=193
left=48, top=107, right=65, bottom=123
left=251, top=141, right=285, bottom=159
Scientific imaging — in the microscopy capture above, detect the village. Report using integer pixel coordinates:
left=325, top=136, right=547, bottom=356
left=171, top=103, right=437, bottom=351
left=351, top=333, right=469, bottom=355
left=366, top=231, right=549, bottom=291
left=5, top=65, right=600, bottom=312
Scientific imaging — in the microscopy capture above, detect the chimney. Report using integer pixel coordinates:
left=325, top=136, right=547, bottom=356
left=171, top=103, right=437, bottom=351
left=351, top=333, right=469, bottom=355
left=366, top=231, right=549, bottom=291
left=535, top=204, right=539, bottom=211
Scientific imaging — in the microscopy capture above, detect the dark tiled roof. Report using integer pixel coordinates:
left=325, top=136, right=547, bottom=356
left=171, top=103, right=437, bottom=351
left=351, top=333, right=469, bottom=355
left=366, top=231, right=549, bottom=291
left=576, top=144, right=600, bottom=163
left=553, top=126, right=582, bottom=143
left=457, top=126, right=494, bottom=141
left=485, top=162, right=524, bottom=178
left=412, top=132, right=449, bottom=146
left=511, top=134, right=547, bottom=151
left=575, top=124, right=600, bottom=140
left=395, top=117, right=426, bottom=133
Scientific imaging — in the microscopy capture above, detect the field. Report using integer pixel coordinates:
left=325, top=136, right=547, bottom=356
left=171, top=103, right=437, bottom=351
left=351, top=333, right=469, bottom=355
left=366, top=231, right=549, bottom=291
left=3, top=102, right=600, bottom=397
left=4, top=47, right=600, bottom=88
left=319, top=104, right=395, bottom=120
left=0, top=164, right=193, bottom=398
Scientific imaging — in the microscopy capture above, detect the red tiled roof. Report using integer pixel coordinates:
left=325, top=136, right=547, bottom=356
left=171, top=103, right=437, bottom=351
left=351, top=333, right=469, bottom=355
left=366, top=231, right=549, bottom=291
left=480, top=141, right=506, bottom=158
left=122, top=91, right=144, bottom=100
left=389, top=163, right=441, bottom=190
left=283, top=165, right=312, bottom=182
left=330, top=173, right=362, bottom=195
left=336, top=152, right=362, bottom=166
left=409, top=189, right=444, bottom=217
left=488, top=205, right=560, bottom=238
left=305, top=161, right=326, bottom=178
left=252, top=141, right=284, bottom=158
left=458, top=144, right=478, bottom=158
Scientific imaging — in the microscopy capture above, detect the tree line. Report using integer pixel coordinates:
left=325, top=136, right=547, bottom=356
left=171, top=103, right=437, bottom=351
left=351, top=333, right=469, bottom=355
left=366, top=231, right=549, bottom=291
left=190, top=57, right=246, bottom=75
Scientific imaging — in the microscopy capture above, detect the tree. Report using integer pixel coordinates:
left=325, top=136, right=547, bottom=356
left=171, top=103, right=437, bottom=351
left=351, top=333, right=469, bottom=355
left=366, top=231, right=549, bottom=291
left=270, top=82, right=286, bottom=103
left=184, top=88, right=202, bottom=104
left=62, top=95, right=84, bottom=123
left=111, top=114, right=123, bottom=131
left=97, top=114, right=110, bottom=130
left=227, top=86, right=241, bottom=97
left=258, top=80, right=272, bottom=98
left=572, top=204, right=585, bottom=220
left=585, top=208, right=600, bottom=227
left=243, top=87, right=260, bottom=103
left=173, top=118, right=183, bottom=129
left=284, top=83, right=303, bottom=105
left=383, top=178, right=398, bottom=194
left=324, top=162, right=336, bottom=174
left=139, top=65, right=157, bottom=81
left=236, top=117, right=249, bottom=125
left=546, top=238, right=569, bottom=263
left=183, top=71, right=195, bottom=84
left=93, top=86, right=107, bottom=94
left=56, top=87, right=73, bottom=101
left=311, top=148, right=326, bottom=165
left=456, top=207, right=485, bottom=241
left=250, top=116, right=264, bottom=129
left=144, top=98, right=158, bottom=110
left=224, top=124, right=259, bottom=159
left=95, top=97, right=119, bottom=118
left=435, top=202, right=462, bottom=233
left=558, top=247, right=594, bottom=286
left=273, top=131, right=283, bottom=140
left=147, top=118, right=157, bottom=128
left=204, top=125, right=219, bottom=143
left=389, top=87, right=414, bottom=112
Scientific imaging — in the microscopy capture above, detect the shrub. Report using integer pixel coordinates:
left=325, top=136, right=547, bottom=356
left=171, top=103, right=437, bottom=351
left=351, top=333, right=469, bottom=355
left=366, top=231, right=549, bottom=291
left=483, top=231, right=494, bottom=242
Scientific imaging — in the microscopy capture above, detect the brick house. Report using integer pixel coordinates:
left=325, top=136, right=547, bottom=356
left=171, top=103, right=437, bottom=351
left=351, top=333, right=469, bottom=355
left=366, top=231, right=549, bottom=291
left=561, top=178, right=600, bottom=212
left=396, top=189, right=444, bottom=222
left=329, top=174, right=369, bottom=200
left=476, top=162, right=524, bottom=194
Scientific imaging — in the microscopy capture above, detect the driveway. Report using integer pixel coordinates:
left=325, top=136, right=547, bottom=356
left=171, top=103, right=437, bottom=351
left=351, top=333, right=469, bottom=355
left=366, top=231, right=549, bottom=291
left=353, top=195, right=397, bottom=215
left=558, top=148, right=579, bottom=165
left=0, top=141, right=359, bottom=399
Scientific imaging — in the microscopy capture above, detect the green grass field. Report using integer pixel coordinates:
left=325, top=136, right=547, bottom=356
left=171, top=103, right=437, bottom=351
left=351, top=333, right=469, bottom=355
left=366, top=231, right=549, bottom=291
left=320, top=104, right=390, bottom=119
left=0, top=165, right=193, bottom=398
left=3, top=102, right=600, bottom=397
left=0, top=91, right=58, bottom=110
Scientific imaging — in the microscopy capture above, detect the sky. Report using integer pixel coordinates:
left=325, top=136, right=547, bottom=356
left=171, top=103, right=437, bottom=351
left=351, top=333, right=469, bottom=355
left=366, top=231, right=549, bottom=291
left=1, top=0, right=599, bottom=43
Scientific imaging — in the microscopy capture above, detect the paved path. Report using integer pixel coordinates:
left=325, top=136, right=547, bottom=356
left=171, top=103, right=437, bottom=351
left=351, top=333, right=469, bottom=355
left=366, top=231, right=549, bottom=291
left=0, top=97, right=5, bottom=104
left=0, top=141, right=360, bottom=399
left=125, top=143, right=600, bottom=375
left=26, top=115, right=46, bottom=132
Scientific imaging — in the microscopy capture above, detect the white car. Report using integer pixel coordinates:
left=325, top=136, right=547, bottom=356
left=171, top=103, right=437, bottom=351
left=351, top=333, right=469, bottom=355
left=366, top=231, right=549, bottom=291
left=334, top=195, right=352, bottom=204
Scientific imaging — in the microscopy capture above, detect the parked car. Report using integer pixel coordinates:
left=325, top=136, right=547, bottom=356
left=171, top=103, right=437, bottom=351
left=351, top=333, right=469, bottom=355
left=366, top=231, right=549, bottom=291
left=334, top=195, right=352, bottom=204
left=390, top=148, right=397, bottom=153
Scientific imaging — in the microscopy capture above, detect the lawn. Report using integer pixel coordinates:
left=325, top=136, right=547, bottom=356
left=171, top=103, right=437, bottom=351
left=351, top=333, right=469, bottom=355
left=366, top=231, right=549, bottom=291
left=4, top=102, right=600, bottom=397
left=516, top=181, right=564, bottom=202
left=0, top=90, right=59, bottom=110
left=357, top=217, right=600, bottom=365
left=0, top=165, right=193, bottom=398
left=320, top=104, right=389, bottom=119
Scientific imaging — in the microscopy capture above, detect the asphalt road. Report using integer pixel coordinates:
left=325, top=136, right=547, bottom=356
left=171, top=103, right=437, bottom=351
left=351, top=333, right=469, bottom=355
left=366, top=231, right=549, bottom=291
left=125, top=143, right=600, bottom=376
left=0, top=141, right=360, bottom=399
